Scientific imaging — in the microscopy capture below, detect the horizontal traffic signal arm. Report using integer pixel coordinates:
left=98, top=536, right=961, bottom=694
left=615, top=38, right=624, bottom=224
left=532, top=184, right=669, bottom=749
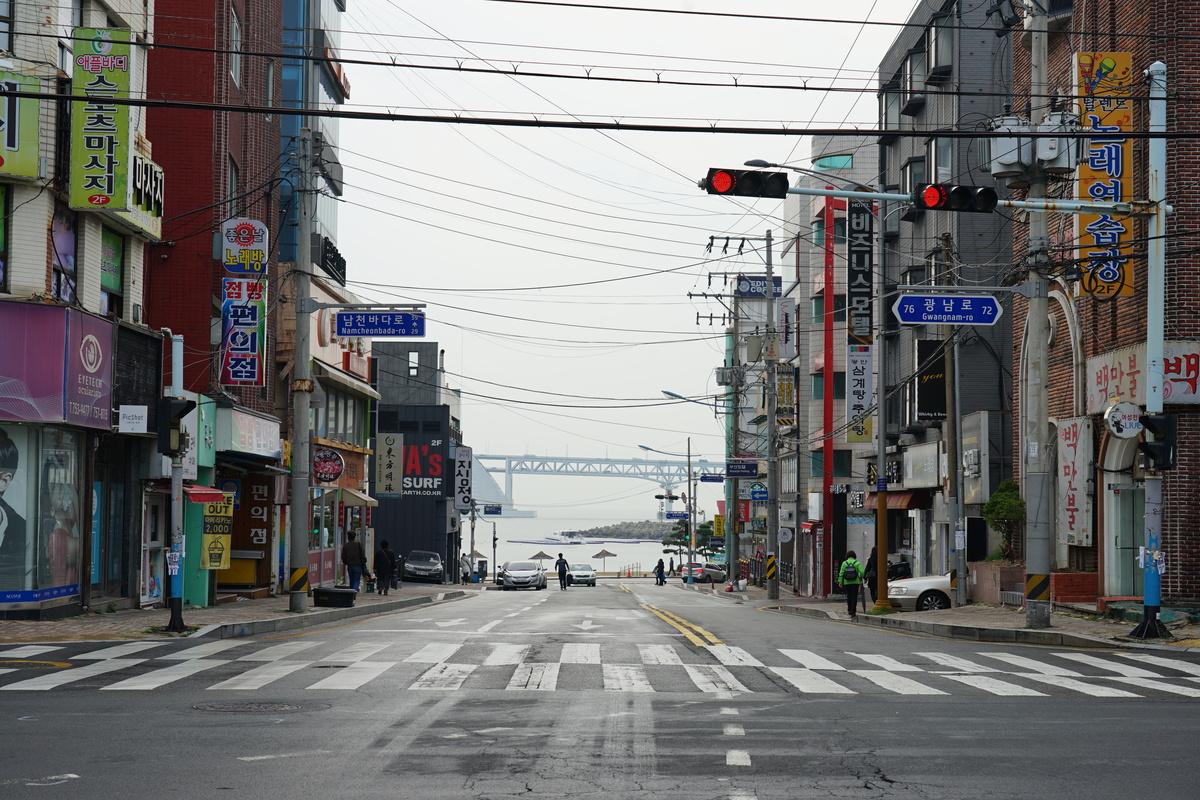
left=701, top=168, right=789, bottom=198
left=911, top=184, right=999, bottom=213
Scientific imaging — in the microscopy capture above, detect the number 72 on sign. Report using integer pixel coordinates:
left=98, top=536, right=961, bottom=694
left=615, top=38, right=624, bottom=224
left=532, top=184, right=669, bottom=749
left=891, top=294, right=1004, bottom=326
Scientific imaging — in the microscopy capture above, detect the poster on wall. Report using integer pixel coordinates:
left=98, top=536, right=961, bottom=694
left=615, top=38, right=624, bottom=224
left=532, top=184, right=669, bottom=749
left=0, top=425, right=29, bottom=595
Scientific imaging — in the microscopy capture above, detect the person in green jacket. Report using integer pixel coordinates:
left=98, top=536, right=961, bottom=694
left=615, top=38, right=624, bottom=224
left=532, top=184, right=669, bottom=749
left=839, top=550, right=864, bottom=619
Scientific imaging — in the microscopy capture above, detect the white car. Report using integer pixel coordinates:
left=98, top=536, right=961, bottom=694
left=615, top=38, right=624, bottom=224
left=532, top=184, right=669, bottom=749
left=887, top=571, right=954, bottom=611
left=567, top=563, right=596, bottom=586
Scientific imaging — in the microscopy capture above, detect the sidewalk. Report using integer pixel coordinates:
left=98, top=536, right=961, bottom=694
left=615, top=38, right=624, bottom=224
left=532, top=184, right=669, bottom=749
left=0, top=583, right=472, bottom=644
left=679, top=580, right=1200, bottom=653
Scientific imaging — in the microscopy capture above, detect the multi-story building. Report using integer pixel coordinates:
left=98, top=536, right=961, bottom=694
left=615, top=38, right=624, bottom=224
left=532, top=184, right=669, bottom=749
left=1, top=2, right=168, bottom=618
left=866, top=0, right=1014, bottom=580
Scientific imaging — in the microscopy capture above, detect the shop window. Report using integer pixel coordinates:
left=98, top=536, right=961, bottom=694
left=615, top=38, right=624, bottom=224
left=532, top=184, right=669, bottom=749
left=51, top=201, right=77, bottom=304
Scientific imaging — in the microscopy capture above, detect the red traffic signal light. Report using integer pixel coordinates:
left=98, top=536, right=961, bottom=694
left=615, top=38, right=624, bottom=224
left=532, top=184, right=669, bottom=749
left=702, top=168, right=789, bottom=199
left=911, top=184, right=998, bottom=213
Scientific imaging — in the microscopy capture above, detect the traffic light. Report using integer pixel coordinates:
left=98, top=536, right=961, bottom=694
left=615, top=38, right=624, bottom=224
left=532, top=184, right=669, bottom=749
left=911, top=184, right=998, bottom=213
left=157, top=396, right=196, bottom=456
left=702, top=168, right=789, bottom=198
left=1138, top=413, right=1177, bottom=470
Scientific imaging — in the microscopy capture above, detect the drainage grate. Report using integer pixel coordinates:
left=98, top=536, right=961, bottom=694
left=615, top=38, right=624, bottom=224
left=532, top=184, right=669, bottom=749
left=193, top=702, right=303, bottom=713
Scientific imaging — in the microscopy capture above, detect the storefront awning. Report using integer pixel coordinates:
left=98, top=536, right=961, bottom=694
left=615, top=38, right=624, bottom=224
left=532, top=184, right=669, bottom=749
left=314, top=487, right=378, bottom=507
left=149, top=482, right=231, bottom=504
left=862, top=491, right=927, bottom=510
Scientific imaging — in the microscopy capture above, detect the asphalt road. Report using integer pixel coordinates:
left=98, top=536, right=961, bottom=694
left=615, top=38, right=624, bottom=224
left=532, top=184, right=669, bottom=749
left=2, top=582, right=1198, bottom=799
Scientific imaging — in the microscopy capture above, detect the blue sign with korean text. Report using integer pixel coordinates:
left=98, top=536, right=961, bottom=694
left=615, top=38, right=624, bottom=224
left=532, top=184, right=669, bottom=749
left=483, top=505, right=502, bottom=515
left=664, top=511, right=688, bottom=520
left=336, top=312, right=426, bottom=337
left=892, top=294, right=1003, bottom=326
left=735, top=275, right=782, bottom=298
left=699, top=474, right=725, bottom=483
left=726, top=461, right=759, bottom=478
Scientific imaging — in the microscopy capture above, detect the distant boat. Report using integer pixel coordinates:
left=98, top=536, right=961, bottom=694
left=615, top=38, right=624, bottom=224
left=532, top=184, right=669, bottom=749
left=506, top=530, right=587, bottom=546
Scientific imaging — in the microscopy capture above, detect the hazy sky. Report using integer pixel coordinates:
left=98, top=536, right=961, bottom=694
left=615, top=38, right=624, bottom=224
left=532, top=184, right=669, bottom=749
left=333, top=1, right=921, bottom=531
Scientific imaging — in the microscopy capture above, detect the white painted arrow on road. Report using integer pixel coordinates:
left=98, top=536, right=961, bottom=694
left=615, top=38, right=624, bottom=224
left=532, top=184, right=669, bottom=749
left=435, top=618, right=467, bottom=628
left=573, top=620, right=603, bottom=631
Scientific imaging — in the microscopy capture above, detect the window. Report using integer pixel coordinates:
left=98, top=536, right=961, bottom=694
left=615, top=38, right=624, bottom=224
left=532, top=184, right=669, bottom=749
left=810, top=372, right=846, bottom=400
left=265, top=60, right=275, bottom=120
left=314, top=386, right=366, bottom=445
left=51, top=201, right=77, bottom=303
left=901, top=50, right=927, bottom=116
left=809, top=449, right=853, bottom=478
left=99, top=227, right=124, bottom=317
left=928, top=14, right=953, bottom=79
left=813, top=154, right=853, bottom=171
left=227, top=156, right=239, bottom=217
left=882, top=185, right=901, bottom=236
left=0, top=185, right=7, bottom=291
left=408, top=351, right=420, bottom=377
left=0, top=1, right=11, bottom=53
left=229, top=8, right=242, bottom=85
left=930, top=137, right=954, bottom=183
left=879, top=83, right=901, bottom=140
left=811, top=295, right=847, bottom=324
left=811, top=217, right=846, bottom=248
left=901, top=159, right=926, bottom=195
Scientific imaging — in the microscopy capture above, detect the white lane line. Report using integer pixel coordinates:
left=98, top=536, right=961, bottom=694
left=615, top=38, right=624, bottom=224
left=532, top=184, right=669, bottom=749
left=1020, top=673, right=1140, bottom=697
left=238, top=750, right=332, bottom=762
left=1105, top=677, right=1200, bottom=697
left=720, top=707, right=739, bottom=716
left=723, top=724, right=746, bottom=736
left=638, top=644, right=683, bottom=665
left=779, top=649, right=845, bottom=671
left=237, top=641, right=321, bottom=662
left=0, top=646, right=64, bottom=658
left=476, top=620, right=502, bottom=633
left=1055, top=652, right=1164, bottom=678
left=851, top=669, right=948, bottom=695
left=917, top=652, right=1000, bottom=673
left=403, top=643, right=461, bottom=663
left=603, top=664, right=654, bottom=692
left=726, top=750, right=752, bottom=766
left=1119, top=653, right=1200, bottom=677
left=161, top=640, right=247, bottom=661
left=307, top=661, right=396, bottom=690
left=561, top=643, right=601, bottom=664
left=846, top=652, right=924, bottom=672
left=685, top=665, right=751, bottom=694
left=71, top=643, right=163, bottom=661
left=318, top=643, right=390, bottom=665
left=484, top=644, right=529, bottom=666
left=1, top=659, right=143, bottom=690
left=208, top=661, right=309, bottom=690
left=939, top=674, right=1046, bottom=696
left=729, top=792, right=758, bottom=800
left=980, top=653, right=1083, bottom=676
left=103, top=659, right=228, bottom=690
left=705, top=646, right=764, bottom=667
left=507, top=663, right=560, bottom=691
left=770, top=667, right=855, bottom=694
left=410, top=663, right=477, bottom=690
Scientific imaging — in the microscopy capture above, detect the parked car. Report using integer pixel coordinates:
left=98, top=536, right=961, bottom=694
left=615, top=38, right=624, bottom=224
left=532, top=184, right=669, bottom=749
left=681, top=561, right=727, bottom=584
left=403, top=550, right=444, bottom=583
left=499, top=560, right=547, bottom=590
left=887, top=571, right=953, bottom=611
left=567, top=563, right=596, bottom=586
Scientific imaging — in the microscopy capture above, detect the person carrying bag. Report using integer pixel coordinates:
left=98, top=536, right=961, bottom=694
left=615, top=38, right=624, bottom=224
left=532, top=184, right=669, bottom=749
left=839, top=550, right=864, bottom=619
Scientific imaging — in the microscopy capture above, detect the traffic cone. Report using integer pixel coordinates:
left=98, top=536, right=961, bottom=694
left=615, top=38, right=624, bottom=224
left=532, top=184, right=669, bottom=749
left=626, top=568, right=632, bottom=578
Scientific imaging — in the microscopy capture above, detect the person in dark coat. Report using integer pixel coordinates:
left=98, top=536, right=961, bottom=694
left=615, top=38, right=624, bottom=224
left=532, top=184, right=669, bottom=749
left=654, top=558, right=666, bottom=585
left=555, top=553, right=569, bottom=590
left=863, top=546, right=879, bottom=606
left=374, top=539, right=398, bottom=596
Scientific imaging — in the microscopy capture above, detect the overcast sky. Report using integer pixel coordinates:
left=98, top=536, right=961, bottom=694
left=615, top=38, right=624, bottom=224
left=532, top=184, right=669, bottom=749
left=333, top=0, right=922, bottom=531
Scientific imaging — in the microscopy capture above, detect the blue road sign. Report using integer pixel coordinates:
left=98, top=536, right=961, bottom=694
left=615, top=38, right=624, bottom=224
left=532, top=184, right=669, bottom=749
left=892, top=294, right=1003, bottom=326
left=336, top=311, right=426, bottom=337
left=483, top=505, right=502, bottom=515
left=735, top=275, right=782, bottom=298
left=664, top=511, right=687, bottom=520
left=699, top=474, right=725, bottom=483
left=726, top=461, right=759, bottom=478
left=750, top=490, right=768, bottom=501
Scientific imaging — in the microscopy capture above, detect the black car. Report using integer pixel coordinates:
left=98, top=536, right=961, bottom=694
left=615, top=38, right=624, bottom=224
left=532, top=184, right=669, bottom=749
left=403, top=550, right=444, bottom=583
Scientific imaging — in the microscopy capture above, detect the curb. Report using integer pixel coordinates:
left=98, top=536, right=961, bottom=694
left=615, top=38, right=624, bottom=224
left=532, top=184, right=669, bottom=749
left=190, top=590, right=472, bottom=640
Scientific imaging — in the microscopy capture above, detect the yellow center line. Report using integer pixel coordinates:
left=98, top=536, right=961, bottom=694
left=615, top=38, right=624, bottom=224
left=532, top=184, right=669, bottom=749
left=641, top=603, right=724, bottom=646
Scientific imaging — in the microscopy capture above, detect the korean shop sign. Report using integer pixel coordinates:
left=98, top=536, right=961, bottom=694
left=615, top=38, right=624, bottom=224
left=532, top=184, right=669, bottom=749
left=220, top=218, right=269, bottom=275
left=220, top=277, right=267, bottom=387
left=0, top=71, right=42, bottom=179
left=70, top=29, right=134, bottom=212
left=1076, top=52, right=1134, bottom=297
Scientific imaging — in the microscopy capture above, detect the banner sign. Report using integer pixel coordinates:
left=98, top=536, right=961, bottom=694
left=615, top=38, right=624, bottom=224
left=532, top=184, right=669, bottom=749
left=775, top=364, right=795, bottom=427
left=219, top=277, right=267, bottom=386
left=1057, top=417, right=1093, bottom=546
left=846, top=344, right=873, bottom=443
left=70, top=29, right=133, bottom=211
left=1076, top=52, right=1134, bottom=297
left=377, top=433, right=403, bottom=496
left=221, top=218, right=269, bottom=274
left=453, top=445, right=473, bottom=511
left=846, top=201, right=874, bottom=345
left=0, top=71, right=42, bottom=179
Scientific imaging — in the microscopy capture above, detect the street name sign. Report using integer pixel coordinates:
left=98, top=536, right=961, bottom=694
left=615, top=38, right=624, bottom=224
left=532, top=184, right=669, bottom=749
left=664, top=511, right=687, bottom=520
left=726, top=461, right=759, bottom=478
left=336, top=311, right=426, bottom=337
left=892, top=294, right=1003, bottom=326
left=700, top=474, right=725, bottom=483
left=483, top=504, right=502, bottom=515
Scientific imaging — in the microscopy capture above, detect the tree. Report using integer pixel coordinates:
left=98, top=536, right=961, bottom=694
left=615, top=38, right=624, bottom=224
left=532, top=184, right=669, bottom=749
left=982, top=478, right=1025, bottom=561
left=660, top=520, right=720, bottom=560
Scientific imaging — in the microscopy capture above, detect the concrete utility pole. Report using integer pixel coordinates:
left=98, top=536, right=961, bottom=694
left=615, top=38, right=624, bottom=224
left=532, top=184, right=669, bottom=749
left=165, top=332, right=187, bottom=632
left=764, top=230, right=781, bottom=601
left=288, top=126, right=315, bottom=613
left=1022, top=5, right=1053, bottom=629
left=941, top=233, right=965, bottom=605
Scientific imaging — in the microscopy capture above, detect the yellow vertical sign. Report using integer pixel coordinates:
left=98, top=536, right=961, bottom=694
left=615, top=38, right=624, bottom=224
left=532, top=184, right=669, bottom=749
left=713, top=513, right=724, bottom=541
left=1076, top=52, right=1134, bottom=297
left=201, top=498, right=234, bottom=571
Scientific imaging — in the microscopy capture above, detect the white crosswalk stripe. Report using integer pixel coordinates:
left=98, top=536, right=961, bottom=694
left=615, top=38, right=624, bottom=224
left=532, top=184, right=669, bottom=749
left=780, top=649, right=845, bottom=671
left=939, top=674, right=1047, bottom=696
left=1106, top=677, right=1200, bottom=697
left=484, top=644, right=529, bottom=666
left=2, top=659, right=143, bottom=690
left=918, top=652, right=1001, bottom=673
left=603, top=664, right=654, bottom=692
left=507, top=662, right=559, bottom=691
left=1119, top=653, right=1200, bottom=677
left=981, top=652, right=1083, bottom=676
left=208, top=661, right=308, bottom=690
left=705, top=646, right=763, bottom=667
left=770, top=667, right=855, bottom=694
left=72, top=643, right=164, bottom=661
left=0, top=645, right=64, bottom=658
left=160, top=640, right=246, bottom=660
left=318, top=643, right=390, bottom=664
left=237, top=641, right=321, bottom=662
left=1055, top=652, right=1163, bottom=678
left=103, top=659, right=228, bottom=690
left=685, top=665, right=750, bottom=694
left=404, top=643, right=461, bottom=663
left=1020, top=673, right=1140, bottom=697
left=308, top=661, right=396, bottom=691
left=561, top=643, right=601, bottom=664
left=411, top=663, right=476, bottom=690
left=638, top=644, right=682, bottom=665
left=846, top=652, right=924, bottom=672
left=851, top=669, right=948, bottom=695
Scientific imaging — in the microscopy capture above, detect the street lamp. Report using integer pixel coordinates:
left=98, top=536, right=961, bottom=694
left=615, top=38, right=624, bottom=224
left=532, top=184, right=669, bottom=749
left=639, top=440, right=696, bottom=584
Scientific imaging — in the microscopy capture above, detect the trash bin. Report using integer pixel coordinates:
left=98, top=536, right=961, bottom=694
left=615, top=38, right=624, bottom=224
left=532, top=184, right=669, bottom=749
left=313, top=587, right=356, bottom=608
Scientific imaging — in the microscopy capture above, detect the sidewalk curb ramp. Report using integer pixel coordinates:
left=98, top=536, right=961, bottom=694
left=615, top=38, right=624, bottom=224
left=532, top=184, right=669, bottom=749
left=190, top=590, right=471, bottom=640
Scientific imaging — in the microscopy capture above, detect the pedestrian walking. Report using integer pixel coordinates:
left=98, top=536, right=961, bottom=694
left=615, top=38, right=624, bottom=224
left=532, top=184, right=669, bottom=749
left=668, top=556, right=675, bottom=576
left=555, top=552, right=569, bottom=590
left=654, top=558, right=666, bottom=585
left=374, top=539, right=398, bottom=596
left=863, top=545, right=879, bottom=608
left=839, top=550, right=864, bottom=619
left=460, top=552, right=473, bottom=584
left=341, top=531, right=369, bottom=592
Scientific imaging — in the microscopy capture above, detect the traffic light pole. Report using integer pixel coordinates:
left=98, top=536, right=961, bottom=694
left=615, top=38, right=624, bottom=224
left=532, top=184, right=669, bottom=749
left=164, top=331, right=187, bottom=633
left=288, top=127, right=315, bottom=614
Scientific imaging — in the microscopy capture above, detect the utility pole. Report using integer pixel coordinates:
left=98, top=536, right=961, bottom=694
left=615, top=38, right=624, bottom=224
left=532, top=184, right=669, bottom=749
left=164, top=332, right=188, bottom=633
left=288, top=127, right=315, bottom=613
left=941, top=233, right=965, bottom=604
left=765, top=230, right=780, bottom=601
left=1022, top=3, right=1053, bottom=629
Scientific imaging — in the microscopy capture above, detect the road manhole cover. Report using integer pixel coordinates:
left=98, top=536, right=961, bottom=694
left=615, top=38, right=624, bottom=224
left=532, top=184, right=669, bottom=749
left=193, top=702, right=304, bottom=713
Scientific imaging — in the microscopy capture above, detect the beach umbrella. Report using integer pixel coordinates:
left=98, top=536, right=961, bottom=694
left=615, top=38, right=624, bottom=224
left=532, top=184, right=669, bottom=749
left=592, top=549, right=617, bottom=571
left=530, top=550, right=553, bottom=562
